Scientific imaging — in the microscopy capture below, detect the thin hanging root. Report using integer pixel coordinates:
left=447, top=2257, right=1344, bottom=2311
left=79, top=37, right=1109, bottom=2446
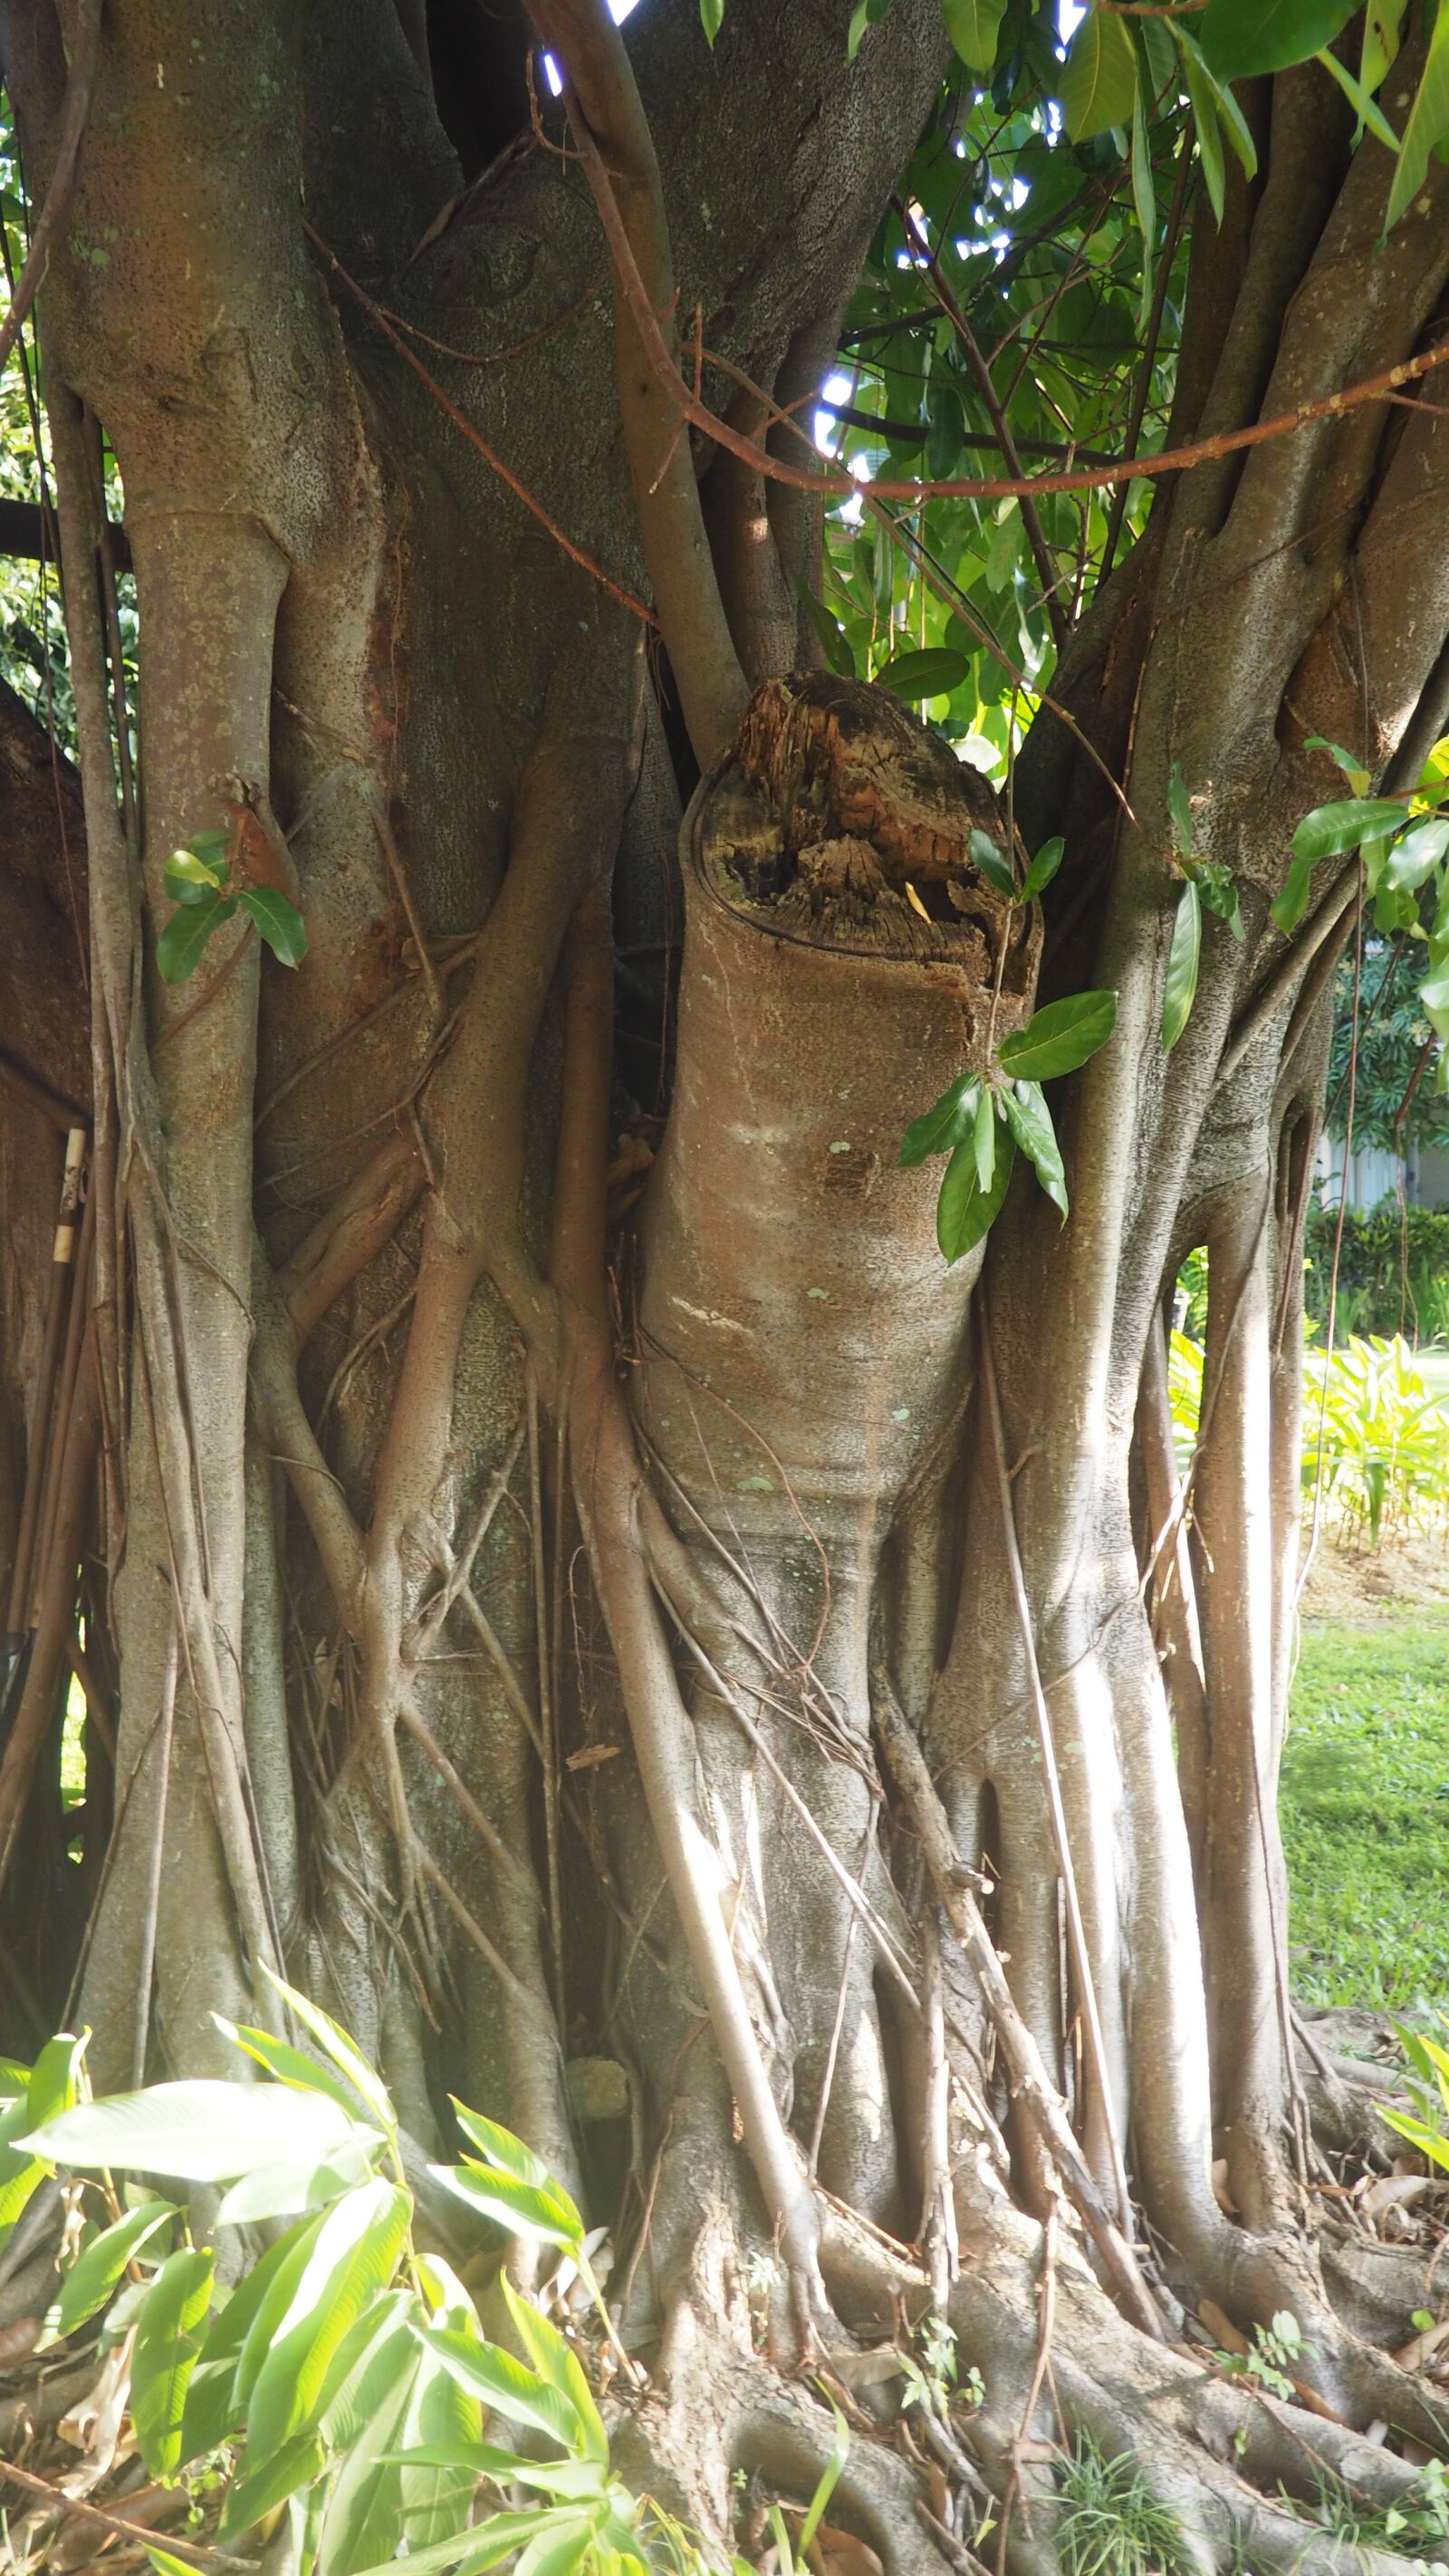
left=872, top=1673, right=1167, bottom=2343
left=978, top=1312, right=1131, bottom=2237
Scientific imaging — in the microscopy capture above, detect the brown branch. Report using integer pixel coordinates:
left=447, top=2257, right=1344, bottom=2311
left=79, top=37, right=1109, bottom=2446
left=514, top=111, right=1449, bottom=513
left=0, top=0, right=102, bottom=383
left=0, top=2465, right=245, bottom=2572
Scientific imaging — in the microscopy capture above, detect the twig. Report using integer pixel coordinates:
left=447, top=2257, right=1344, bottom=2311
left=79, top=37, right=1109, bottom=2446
left=529, top=1358, right=564, bottom=2012
left=0, top=2464, right=246, bottom=2571
left=995, top=2204, right=1059, bottom=2573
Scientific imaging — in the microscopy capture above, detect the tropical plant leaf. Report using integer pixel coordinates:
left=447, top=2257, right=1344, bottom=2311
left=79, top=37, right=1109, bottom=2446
left=1197, top=0, right=1356, bottom=81
left=942, top=0, right=1007, bottom=72
left=429, top=2158, right=583, bottom=2251
left=1385, top=0, right=1449, bottom=231
left=799, top=583, right=857, bottom=676
left=246, top=2177, right=411, bottom=2457
left=156, top=888, right=237, bottom=985
left=873, top=645, right=969, bottom=699
left=1002, top=1080, right=1068, bottom=1219
left=1058, top=8, right=1137, bottom=139
left=899, top=1073, right=981, bottom=1167
left=237, top=885, right=307, bottom=966
left=415, top=2322, right=585, bottom=2452
left=131, top=2245, right=216, bottom=2478
left=997, top=989, right=1118, bottom=1081
left=49, top=2199, right=175, bottom=2341
left=1161, top=879, right=1202, bottom=1052
left=968, top=826, right=1016, bottom=900
left=1020, top=835, right=1064, bottom=902
left=1291, top=796, right=1407, bottom=861
left=24, top=2079, right=367, bottom=2183
left=936, top=1129, right=1017, bottom=1263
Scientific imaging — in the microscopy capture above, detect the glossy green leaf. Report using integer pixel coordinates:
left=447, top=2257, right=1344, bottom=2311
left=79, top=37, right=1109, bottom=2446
left=315, top=2304, right=421, bottom=2573
left=24, top=2079, right=367, bottom=2183
left=1196, top=860, right=1244, bottom=940
left=997, top=988, right=1118, bottom=1082
left=1362, top=0, right=1407, bottom=92
left=1313, top=43, right=1401, bottom=147
left=799, top=2406, right=850, bottom=2553
left=217, top=2428, right=326, bottom=2543
left=1304, top=733, right=1371, bottom=793
left=899, top=1074, right=981, bottom=1167
left=215, top=2014, right=386, bottom=2138
left=971, top=1082, right=997, bottom=1193
left=968, top=826, right=1016, bottom=900
left=246, top=2177, right=411, bottom=2457
left=1386, top=0, right=1449, bottom=231
left=156, top=888, right=237, bottom=985
left=215, top=2141, right=377, bottom=2225
left=1161, top=879, right=1201, bottom=1052
left=1020, top=835, right=1064, bottom=902
left=1291, top=796, right=1407, bottom=861
left=416, top=2321, right=584, bottom=2452
left=1003, top=1081, right=1068, bottom=1219
left=1198, top=0, right=1356, bottom=82
left=799, top=583, right=858, bottom=676
left=501, top=2275, right=608, bottom=2468
left=449, top=2101, right=554, bottom=2189
left=699, top=0, right=724, bottom=44
left=1058, top=8, right=1137, bottom=139
left=1271, top=851, right=1316, bottom=934
left=1174, top=28, right=1260, bottom=180
left=936, top=1128, right=1017, bottom=1263
left=942, top=0, right=1007, bottom=72
left=400, top=2287, right=486, bottom=2552
left=1, top=2034, right=87, bottom=2243
left=131, top=2245, right=216, bottom=2478
left=846, top=0, right=893, bottom=57
left=429, top=2158, right=582, bottom=2251
left=873, top=645, right=969, bottom=700
left=163, top=864, right=216, bottom=908
left=353, top=2506, right=591, bottom=2576
left=237, top=885, right=307, bottom=967
left=166, top=838, right=226, bottom=891
left=51, top=2199, right=175, bottom=2340
left=1386, top=815, right=1449, bottom=889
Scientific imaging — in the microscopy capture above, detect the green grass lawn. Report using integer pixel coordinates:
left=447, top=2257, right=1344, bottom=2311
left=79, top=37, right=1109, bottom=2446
left=1282, top=1606, right=1449, bottom=2011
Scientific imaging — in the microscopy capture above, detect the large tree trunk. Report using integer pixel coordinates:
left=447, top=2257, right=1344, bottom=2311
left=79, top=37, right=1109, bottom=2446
left=3, top=3, right=1448, bottom=2566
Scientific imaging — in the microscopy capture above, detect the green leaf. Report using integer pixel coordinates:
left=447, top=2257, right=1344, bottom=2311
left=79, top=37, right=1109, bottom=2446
left=799, top=2407, right=850, bottom=2553
left=131, top=2245, right=216, bottom=2478
left=217, top=2428, right=326, bottom=2543
left=515, top=2509, right=598, bottom=2576
left=942, top=0, right=1007, bottom=72
left=1167, top=759, right=1195, bottom=860
left=1058, top=8, right=1137, bottom=139
left=156, top=888, right=237, bottom=985
left=1020, top=836, right=1065, bottom=902
left=215, top=2140, right=377, bottom=2225
left=699, top=0, right=724, bottom=43
left=449, top=2101, right=553, bottom=2190
left=166, top=835, right=227, bottom=890
left=1271, top=851, right=1317, bottom=934
left=936, top=1129, right=1017, bottom=1263
left=1386, top=0, right=1449, bottom=231
left=1161, top=879, right=1202, bottom=1051
left=1174, top=28, right=1260, bottom=180
left=430, top=2158, right=583, bottom=2252
left=501, top=2275, right=609, bottom=2468
left=1386, top=815, right=1449, bottom=889
left=971, top=1082, right=997, bottom=1194
left=264, top=1968, right=398, bottom=2131
left=416, top=2323, right=585, bottom=2453
left=1183, top=50, right=1226, bottom=219
left=50, top=2199, right=175, bottom=2341
left=24, top=2079, right=368, bottom=2183
left=314, top=2304, right=421, bottom=2573
left=163, top=865, right=216, bottom=908
left=1291, top=796, right=1406, bottom=860
left=1002, top=1080, right=1068, bottom=1219
left=352, top=2507, right=594, bottom=2576
left=1304, top=733, right=1371, bottom=793
left=899, top=1074, right=981, bottom=1167
left=968, top=826, right=1016, bottom=901
left=237, top=885, right=307, bottom=967
left=1198, top=0, right=1356, bottom=82
left=246, top=2177, right=411, bottom=2457
left=799, top=583, right=858, bottom=676
left=1313, top=43, right=1401, bottom=148
left=400, top=2285, right=486, bottom=2552
left=1, top=2034, right=87, bottom=2244
left=873, top=645, right=969, bottom=700
left=1129, top=51, right=1156, bottom=327
left=1196, top=860, right=1244, bottom=940
left=1362, top=0, right=1407, bottom=99
left=215, top=2015, right=386, bottom=2139
left=997, top=989, right=1118, bottom=1082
